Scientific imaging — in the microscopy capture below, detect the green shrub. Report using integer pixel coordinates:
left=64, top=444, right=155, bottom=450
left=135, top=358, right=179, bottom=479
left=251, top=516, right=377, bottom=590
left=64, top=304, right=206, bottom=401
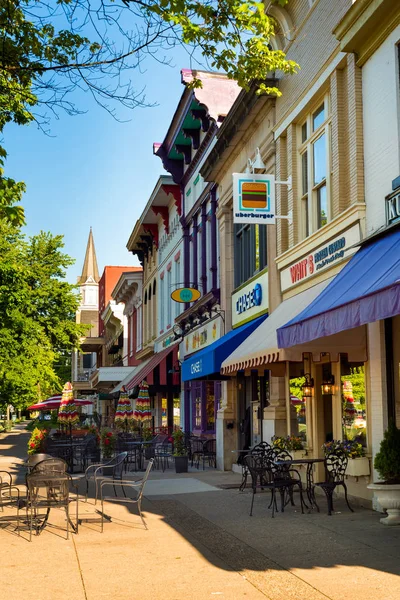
left=172, top=429, right=187, bottom=457
left=374, top=422, right=400, bottom=483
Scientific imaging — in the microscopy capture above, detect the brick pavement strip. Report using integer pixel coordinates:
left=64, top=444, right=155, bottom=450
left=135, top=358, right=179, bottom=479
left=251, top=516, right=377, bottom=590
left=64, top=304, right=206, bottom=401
left=147, top=498, right=332, bottom=600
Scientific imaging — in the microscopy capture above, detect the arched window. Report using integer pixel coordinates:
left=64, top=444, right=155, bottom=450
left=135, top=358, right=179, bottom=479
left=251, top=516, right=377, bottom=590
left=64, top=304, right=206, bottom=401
left=268, top=5, right=294, bottom=51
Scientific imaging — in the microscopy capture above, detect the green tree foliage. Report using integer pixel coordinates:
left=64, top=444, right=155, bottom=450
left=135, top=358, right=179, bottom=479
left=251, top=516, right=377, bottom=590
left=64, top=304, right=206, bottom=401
left=0, top=221, right=86, bottom=411
left=0, top=1, right=296, bottom=223
left=341, top=366, right=365, bottom=405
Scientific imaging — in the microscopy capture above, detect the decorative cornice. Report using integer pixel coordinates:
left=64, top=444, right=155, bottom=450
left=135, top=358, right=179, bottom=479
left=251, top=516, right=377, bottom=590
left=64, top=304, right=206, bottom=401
left=152, top=206, right=169, bottom=234
left=161, top=184, right=182, bottom=216
left=175, top=144, right=192, bottom=165
left=183, top=127, right=200, bottom=150
left=143, top=224, right=159, bottom=249
left=333, top=0, right=400, bottom=66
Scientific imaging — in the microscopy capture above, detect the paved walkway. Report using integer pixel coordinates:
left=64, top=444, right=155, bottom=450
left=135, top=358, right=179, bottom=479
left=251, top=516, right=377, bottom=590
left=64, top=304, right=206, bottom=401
left=1, top=425, right=400, bottom=600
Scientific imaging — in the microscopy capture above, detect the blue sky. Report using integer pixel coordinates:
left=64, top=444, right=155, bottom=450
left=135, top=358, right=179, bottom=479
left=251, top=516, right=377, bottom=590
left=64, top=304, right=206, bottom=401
left=3, top=49, right=190, bottom=284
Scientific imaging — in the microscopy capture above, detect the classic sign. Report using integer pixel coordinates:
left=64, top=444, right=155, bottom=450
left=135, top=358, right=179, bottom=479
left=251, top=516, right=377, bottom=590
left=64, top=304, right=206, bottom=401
left=233, top=173, right=276, bottom=225
left=171, top=287, right=201, bottom=303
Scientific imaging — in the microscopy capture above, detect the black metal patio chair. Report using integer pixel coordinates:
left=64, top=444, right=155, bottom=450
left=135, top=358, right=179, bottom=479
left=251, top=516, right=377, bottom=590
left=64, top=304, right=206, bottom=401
left=244, top=452, right=305, bottom=518
left=100, top=458, right=154, bottom=532
left=84, top=452, right=128, bottom=504
left=154, top=440, right=173, bottom=472
left=314, top=451, right=354, bottom=516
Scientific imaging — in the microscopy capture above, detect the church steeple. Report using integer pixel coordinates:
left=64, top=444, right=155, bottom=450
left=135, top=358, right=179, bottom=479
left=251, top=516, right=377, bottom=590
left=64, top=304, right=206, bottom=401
left=79, top=227, right=100, bottom=284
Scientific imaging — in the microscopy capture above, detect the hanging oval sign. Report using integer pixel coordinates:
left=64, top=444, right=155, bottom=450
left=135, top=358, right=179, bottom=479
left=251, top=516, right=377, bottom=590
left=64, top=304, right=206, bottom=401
left=171, top=287, right=201, bottom=303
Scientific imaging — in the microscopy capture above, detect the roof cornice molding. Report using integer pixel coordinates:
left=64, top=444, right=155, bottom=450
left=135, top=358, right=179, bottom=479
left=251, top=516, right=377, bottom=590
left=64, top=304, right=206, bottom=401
left=334, top=0, right=400, bottom=66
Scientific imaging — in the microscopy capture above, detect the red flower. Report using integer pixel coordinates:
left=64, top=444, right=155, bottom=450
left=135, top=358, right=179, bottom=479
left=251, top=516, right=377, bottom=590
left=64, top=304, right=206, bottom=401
left=30, top=442, right=35, bottom=448
left=107, top=432, right=113, bottom=437
left=104, top=438, right=110, bottom=445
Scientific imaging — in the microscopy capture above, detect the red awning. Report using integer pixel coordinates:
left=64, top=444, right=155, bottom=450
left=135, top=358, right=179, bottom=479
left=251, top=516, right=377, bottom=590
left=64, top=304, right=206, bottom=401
left=125, top=345, right=178, bottom=390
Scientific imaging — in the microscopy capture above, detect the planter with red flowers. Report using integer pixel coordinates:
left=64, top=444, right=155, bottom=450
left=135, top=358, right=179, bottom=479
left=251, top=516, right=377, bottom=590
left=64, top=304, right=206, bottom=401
left=100, top=429, right=117, bottom=460
left=27, top=427, right=49, bottom=455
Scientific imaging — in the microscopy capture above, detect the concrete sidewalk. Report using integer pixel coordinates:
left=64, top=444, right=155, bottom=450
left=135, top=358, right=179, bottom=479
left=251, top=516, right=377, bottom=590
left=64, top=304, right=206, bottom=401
left=1, top=425, right=400, bottom=600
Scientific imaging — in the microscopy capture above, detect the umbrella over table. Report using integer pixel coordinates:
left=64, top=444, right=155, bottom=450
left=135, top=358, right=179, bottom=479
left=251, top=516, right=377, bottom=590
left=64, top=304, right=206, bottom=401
left=28, top=396, right=92, bottom=411
left=58, top=382, right=79, bottom=426
left=134, top=381, right=152, bottom=422
left=115, top=386, right=134, bottom=427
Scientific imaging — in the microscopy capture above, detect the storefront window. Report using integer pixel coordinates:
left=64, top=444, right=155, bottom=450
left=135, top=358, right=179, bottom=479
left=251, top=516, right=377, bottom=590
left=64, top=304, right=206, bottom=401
left=205, top=382, right=216, bottom=431
left=341, top=359, right=367, bottom=447
left=173, top=396, right=180, bottom=427
left=289, top=376, right=307, bottom=444
left=193, top=383, right=202, bottom=429
left=161, top=397, right=168, bottom=428
left=234, top=223, right=267, bottom=288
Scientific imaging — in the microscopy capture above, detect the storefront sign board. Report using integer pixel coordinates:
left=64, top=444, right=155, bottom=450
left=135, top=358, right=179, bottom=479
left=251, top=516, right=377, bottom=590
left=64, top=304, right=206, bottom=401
left=231, top=271, right=269, bottom=328
left=233, top=173, right=276, bottom=225
left=386, top=185, right=400, bottom=227
left=280, top=223, right=361, bottom=292
left=181, top=317, right=221, bottom=359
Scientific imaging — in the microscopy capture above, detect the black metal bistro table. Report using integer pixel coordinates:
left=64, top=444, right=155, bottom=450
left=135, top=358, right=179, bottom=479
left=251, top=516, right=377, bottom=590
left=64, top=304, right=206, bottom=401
left=275, top=457, right=325, bottom=510
left=25, top=471, right=78, bottom=538
left=120, top=441, right=153, bottom=471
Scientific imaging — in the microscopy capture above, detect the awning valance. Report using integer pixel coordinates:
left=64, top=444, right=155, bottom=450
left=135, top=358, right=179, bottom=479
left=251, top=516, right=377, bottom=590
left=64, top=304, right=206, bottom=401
left=125, top=344, right=178, bottom=390
left=221, top=279, right=367, bottom=375
left=277, top=226, right=400, bottom=348
left=182, top=315, right=267, bottom=382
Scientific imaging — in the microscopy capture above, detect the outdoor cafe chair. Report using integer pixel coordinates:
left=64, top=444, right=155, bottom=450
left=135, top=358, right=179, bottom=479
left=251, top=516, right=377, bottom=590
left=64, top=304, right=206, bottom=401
left=100, top=458, right=154, bottom=532
left=154, top=440, right=173, bottom=472
left=25, top=458, right=78, bottom=541
left=0, top=469, right=21, bottom=534
left=244, top=453, right=305, bottom=518
left=83, top=452, right=128, bottom=504
left=314, top=451, right=354, bottom=516
left=196, top=439, right=217, bottom=470
left=190, top=438, right=206, bottom=468
left=81, top=436, right=100, bottom=472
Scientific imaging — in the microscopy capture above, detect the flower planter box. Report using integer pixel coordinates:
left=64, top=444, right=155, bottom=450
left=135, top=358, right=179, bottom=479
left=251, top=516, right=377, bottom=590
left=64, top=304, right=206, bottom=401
left=174, top=456, right=189, bottom=473
left=291, top=450, right=307, bottom=460
left=345, top=457, right=370, bottom=477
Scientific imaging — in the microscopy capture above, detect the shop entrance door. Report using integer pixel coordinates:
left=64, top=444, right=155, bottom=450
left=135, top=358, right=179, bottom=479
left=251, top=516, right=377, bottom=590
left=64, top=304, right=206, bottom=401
left=251, top=400, right=262, bottom=447
left=316, top=363, right=334, bottom=449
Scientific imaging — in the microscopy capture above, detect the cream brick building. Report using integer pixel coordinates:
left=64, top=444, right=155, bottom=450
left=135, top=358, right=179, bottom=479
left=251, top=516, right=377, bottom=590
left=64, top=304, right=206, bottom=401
left=202, top=0, right=400, bottom=506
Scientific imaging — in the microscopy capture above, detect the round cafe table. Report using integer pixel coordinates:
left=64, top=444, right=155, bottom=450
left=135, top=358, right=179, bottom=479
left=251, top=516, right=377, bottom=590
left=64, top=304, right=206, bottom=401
left=274, top=457, right=325, bottom=510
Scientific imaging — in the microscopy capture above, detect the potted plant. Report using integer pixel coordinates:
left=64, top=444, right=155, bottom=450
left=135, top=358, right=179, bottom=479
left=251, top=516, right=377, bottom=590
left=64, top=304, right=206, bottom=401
left=368, top=422, right=400, bottom=526
left=100, top=429, right=117, bottom=460
left=272, top=435, right=307, bottom=459
left=142, top=427, right=155, bottom=459
left=172, top=429, right=188, bottom=473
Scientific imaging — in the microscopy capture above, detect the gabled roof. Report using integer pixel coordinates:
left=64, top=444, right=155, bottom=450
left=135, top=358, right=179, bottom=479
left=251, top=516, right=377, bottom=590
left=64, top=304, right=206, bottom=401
left=153, top=70, right=240, bottom=183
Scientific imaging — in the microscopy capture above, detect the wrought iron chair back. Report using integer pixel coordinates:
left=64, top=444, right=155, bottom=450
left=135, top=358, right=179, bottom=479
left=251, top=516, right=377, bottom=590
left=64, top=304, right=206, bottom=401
left=314, top=451, right=354, bottom=515
left=325, top=451, right=348, bottom=483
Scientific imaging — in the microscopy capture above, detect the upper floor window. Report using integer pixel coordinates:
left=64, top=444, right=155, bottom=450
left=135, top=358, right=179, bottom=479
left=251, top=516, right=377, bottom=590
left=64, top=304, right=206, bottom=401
left=299, top=96, right=331, bottom=237
left=234, top=224, right=267, bottom=288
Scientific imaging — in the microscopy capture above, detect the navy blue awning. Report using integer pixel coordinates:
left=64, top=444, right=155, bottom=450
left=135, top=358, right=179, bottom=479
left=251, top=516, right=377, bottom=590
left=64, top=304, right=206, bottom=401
left=277, top=227, right=400, bottom=348
left=181, top=315, right=267, bottom=382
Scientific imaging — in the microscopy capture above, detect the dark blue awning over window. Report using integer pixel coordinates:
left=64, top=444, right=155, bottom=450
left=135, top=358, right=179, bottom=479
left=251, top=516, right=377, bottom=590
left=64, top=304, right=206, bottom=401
left=277, top=227, right=400, bottom=348
left=181, top=315, right=267, bottom=382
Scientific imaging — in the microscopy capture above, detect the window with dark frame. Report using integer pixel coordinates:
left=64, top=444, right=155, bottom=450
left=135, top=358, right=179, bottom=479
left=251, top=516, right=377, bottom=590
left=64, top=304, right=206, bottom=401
left=234, top=223, right=268, bottom=288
